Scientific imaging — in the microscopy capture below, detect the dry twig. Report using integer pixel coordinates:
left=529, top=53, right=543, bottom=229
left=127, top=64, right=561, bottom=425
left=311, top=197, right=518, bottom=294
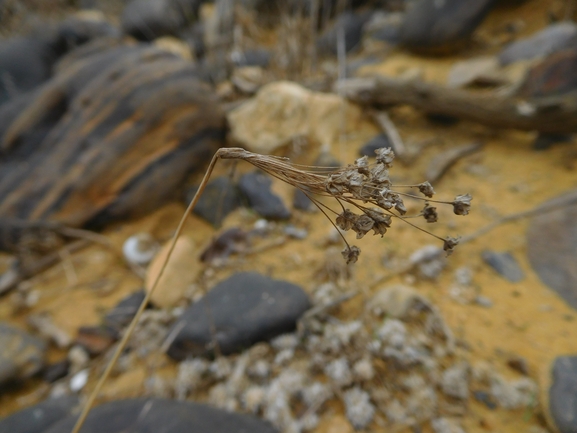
left=337, top=76, right=577, bottom=133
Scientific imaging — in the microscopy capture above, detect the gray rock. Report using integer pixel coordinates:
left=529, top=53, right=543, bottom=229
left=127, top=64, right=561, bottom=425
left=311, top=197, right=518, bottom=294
left=187, top=177, right=243, bottom=227
left=0, top=322, right=47, bottom=387
left=499, top=22, right=577, bottom=65
left=293, top=188, right=314, bottom=212
left=167, top=272, right=311, bottom=359
left=104, top=290, right=146, bottom=332
left=549, top=356, right=577, bottom=433
left=0, top=18, right=118, bottom=105
left=526, top=191, right=577, bottom=309
left=364, top=12, right=404, bottom=44
left=238, top=171, right=291, bottom=220
left=473, top=390, right=497, bottom=409
left=44, top=398, right=278, bottom=433
left=121, top=0, right=201, bottom=41
left=317, top=11, right=374, bottom=56
left=533, top=133, right=573, bottom=150
left=399, top=0, right=494, bottom=53
left=0, top=396, right=79, bottom=433
left=231, top=49, right=272, bottom=68
left=482, top=250, right=524, bottom=282
left=359, top=133, right=392, bottom=157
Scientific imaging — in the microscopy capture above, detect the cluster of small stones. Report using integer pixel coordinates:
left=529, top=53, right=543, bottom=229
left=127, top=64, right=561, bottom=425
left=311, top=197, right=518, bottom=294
left=130, top=283, right=537, bottom=433
left=323, top=148, right=471, bottom=264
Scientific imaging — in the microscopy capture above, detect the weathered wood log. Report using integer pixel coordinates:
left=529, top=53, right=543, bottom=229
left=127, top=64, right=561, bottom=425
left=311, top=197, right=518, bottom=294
left=336, top=76, right=577, bottom=133
left=0, top=41, right=226, bottom=253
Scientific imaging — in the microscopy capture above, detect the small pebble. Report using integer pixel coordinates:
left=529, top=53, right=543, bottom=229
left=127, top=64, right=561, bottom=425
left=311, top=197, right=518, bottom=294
left=122, top=233, right=159, bottom=266
left=283, top=225, right=308, bottom=240
left=69, top=369, right=89, bottom=392
left=482, top=250, right=524, bottom=282
left=475, top=295, right=494, bottom=308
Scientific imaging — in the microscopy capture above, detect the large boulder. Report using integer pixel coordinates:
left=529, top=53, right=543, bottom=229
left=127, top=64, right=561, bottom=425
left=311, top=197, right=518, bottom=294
left=44, top=398, right=278, bottom=433
left=0, top=41, right=226, bottom=255
left=399, top=0, right=495, bottom=54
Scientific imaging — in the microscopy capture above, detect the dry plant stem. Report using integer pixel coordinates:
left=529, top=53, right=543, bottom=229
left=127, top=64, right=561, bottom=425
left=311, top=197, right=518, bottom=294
left=371, top=111, right=407, bottom=161
left=70, top=151, right=222, bottom=433
left=460, top=190, right=577, bottom=244
left=0, top=239, right=90, bottom=295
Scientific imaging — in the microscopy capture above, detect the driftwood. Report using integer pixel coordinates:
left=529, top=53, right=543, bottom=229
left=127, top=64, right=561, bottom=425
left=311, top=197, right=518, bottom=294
left=336, top=76, right=577, bottom=133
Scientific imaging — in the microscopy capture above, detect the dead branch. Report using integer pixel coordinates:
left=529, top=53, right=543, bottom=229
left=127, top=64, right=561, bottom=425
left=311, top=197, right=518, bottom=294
left=336, top=76, right=577, bottom=134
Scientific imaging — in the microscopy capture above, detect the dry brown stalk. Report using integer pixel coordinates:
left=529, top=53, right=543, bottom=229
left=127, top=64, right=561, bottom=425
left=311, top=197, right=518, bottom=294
left=71, top=146, right=470, bottom=433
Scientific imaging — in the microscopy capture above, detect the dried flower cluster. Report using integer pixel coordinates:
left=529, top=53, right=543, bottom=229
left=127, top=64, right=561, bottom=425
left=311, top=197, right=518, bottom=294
left=220, top=147, right=472, bottom=263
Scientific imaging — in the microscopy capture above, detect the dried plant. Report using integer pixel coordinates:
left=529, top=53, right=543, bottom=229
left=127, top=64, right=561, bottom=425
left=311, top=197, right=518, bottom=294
left=219, top=147, right=471, bottom=262
left=71, top=146, right=471, bottom=433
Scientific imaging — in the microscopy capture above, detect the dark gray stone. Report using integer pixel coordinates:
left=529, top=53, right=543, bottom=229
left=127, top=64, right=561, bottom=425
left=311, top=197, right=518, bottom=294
left=293, top=188, right=314, bottom=212
left=481, top=250, right=524, bottom=282
left=499, top=22, right=577, bottom=65
left=105, top=290, right=146, bottom=332
left=0, top=396, right=79, bottom=433
left=316, top=11, right=374, bottom=56
left=359, top=133, right=392, bottom=157
left=0, top=18, right=117, bottom=105
left=232, top=49, right=272, bottom=68
left=0, top=322, right=47, bottom=387
left=549, top=356, right=577, bottom=433
left=473, top=390, right=497, bottom=410
left=167, top=272, right=311, bottom=359
left=363, top=11, right=404, bottom=44
left=42, top=359, right=70, bottom=383
left=527, top=191, right=577, bottom=309
left=121, top=0, right=201, bottom=41
left=533, top=133, right=573, bottom=150
left=187, top=177, right=243, bottom=227
left=399, top=0, right=495, bottom=53
left=238, top=171, right=291, bottom=220
left=44, top=398, right=278, bottom=433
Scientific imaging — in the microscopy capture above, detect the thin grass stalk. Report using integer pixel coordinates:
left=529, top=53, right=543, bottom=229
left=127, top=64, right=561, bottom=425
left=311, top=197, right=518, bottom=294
left=70, top=150, right=222, bottom=433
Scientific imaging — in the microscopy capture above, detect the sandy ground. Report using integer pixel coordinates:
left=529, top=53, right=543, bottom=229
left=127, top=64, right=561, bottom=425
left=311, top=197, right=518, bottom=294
left=1, top=0, right=577, bottom=432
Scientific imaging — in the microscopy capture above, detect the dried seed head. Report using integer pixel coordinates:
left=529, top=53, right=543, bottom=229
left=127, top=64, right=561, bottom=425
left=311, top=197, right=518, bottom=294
left=394, top=199, right=407, bottom=215
left=355, top=156, right=370, bottom=175
left=418, top=181, right=435, bottom=198
left=336, top=209, right=358, bottom=231
left=219, top=148, right=471, bottom=263
left=369, top=164, right=390, bottom=185
left=342, top=245, right=361, bottom=264
left=452, top=194, right=472, bottom=216
left=353, top=215, right=374, bottom=239
left=375, top=147, right=395, bottom=167
left=365, top=209, right=392, bottom=237
left=443, top=237, right=460, bottom=256
left=422, top=204, right=438, bottom=223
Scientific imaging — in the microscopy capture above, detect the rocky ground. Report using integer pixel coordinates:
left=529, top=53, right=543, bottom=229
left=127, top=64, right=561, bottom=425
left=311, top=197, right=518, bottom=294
left=0, top=1, right=577, bottom=433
